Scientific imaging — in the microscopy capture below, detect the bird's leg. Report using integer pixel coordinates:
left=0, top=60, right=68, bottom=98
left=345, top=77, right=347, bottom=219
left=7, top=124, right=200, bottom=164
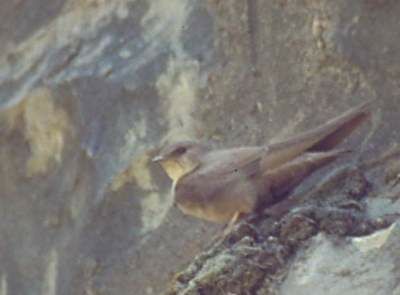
left=209, top=212, right=243, bottom=246
left=222, top=211, right=242, bottom=237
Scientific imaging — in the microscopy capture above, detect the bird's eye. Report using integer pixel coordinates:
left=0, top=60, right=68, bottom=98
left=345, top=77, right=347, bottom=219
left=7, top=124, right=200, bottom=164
left=175, top=146, right=187, bottom=155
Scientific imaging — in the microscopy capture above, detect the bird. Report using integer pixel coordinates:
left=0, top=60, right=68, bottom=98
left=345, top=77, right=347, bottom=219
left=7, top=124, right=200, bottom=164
left=152, top=101, right=372, bottom=224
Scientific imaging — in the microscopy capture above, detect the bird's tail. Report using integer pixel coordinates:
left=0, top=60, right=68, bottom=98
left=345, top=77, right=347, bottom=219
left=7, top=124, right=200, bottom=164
left=262, top=149, right=351, bottom=202
left=261, top=100, right=372, bottom=170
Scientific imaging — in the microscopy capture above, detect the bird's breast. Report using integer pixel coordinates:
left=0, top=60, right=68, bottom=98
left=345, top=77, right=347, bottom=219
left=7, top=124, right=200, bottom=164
left=176, top=200, right=235, bottom=224
left=174, top=179, right=257, bottom=224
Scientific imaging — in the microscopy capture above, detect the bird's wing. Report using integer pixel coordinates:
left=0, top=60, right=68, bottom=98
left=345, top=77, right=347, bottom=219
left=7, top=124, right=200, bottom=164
left=262, top=149, right=350, bottom=200
left=197, top=147, right=264, bottom=179
left=260, top=100, right=372, bottom=170
left=176, top=147, right=264, bottom=202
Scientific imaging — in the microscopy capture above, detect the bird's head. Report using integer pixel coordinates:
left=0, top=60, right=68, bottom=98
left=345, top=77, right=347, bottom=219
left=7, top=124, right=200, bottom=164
left=152, top=141, right=207, bottom=181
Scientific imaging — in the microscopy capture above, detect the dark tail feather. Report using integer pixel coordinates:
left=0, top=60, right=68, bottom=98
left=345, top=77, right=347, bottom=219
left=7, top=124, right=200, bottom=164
left=265, top=149, right=351, bottom=199
left=261, top=101, right=372, bottom=170
left=306, top=101, right=372, bottom=151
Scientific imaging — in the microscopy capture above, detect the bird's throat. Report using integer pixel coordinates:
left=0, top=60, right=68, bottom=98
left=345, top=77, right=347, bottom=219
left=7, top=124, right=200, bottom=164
left=160, top=159, right=198, bottom=182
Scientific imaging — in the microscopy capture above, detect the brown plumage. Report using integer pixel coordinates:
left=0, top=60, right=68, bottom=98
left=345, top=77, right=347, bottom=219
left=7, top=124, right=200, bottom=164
left=153, top=101, right=372, bottom=223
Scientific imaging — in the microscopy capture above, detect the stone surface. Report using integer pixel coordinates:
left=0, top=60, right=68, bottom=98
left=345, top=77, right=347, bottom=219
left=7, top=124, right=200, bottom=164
left=0, top=0, right=399, bottom=294
left=281, top=223, right=400, bottom=295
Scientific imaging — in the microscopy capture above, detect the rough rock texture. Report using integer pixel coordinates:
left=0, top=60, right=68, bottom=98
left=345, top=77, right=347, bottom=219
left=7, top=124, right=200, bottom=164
left=166, top=165, right=400, bottom=294
left=281, top=223, right=400, bottom=295
left=0, top=0, right=399, bottom=294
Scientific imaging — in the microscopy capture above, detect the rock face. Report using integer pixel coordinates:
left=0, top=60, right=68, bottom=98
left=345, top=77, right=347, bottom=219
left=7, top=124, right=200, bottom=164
left=281, top=224, right=400, bottom=295
left=0, top=0, right=399, bottom=294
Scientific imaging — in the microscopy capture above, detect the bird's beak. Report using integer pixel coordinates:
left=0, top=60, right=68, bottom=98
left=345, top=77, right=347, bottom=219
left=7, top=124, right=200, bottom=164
left=152, top=155, right=164, bottom=163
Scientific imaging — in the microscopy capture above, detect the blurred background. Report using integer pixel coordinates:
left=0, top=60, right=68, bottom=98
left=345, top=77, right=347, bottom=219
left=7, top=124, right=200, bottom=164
left=0, top=0, right=399, bottom=294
